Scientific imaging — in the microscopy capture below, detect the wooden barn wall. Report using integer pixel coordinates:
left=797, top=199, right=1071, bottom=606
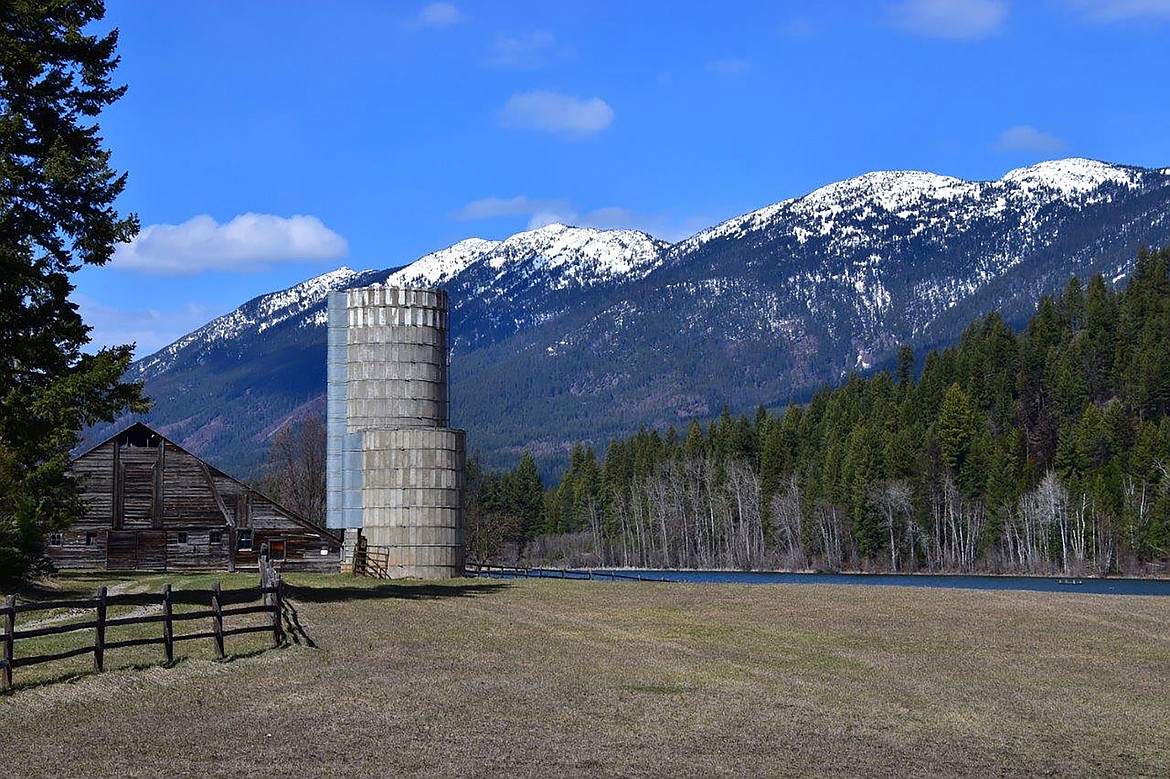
left=70, top=440, right=116, bottom=527
left=51, top=432, right=340, bottom=573
left=212, top=475, right=343, bottom=573
left=160, top=442, right=231, bottom=527
left=118, top=445, right=160, bottom=529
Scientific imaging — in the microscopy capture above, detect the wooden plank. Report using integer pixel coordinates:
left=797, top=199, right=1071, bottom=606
left=103, top=613, right=167, bottom=629
left=272, top=576, right=284, bottom=647
left=13, top=620, right=101, bottom=640
left=218, top=604, right=271, bottom=618
left=200, top=460, right=235, bottom=527
left=162, top=584, right=174, bottom=664
left=106, top=530, right=137, bottom=570
left=112, top=440, right=123, bottom=530
left=94, top=586, right=107, bottom=672
left=169, top=609, right=217, bottom=622
left=104, top=636, right=167, bottom=651
left=14, top=597, right=99, bottom=613
left=172, top=630, right=218, bottom=643
left=3, top=594, right=14, bottom=690
left=11, top=644, right=95, bottom=668
left=211, top=581, right=225, bottom=659
left=152, top=439, right=165, bottom=529
left=136, top=531, right=167, bottom=572
left=221, top=624, right=273, bottom=639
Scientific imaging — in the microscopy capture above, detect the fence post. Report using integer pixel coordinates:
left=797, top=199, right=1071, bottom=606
left=271, top=574, right=284, bottom=647
left=3, top=594, right=14, bottom=690
left=94, top=586, right=107, bottom=673
left=211, top=581, right=225, bottom=660
left=162, top=584, right=174, bottom=664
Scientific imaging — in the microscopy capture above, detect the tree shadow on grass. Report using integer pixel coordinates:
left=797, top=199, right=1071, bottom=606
left=0, top=649, right=277, bottom=696
left=276, top=581, right=509, bottom=648
left=283, top=580, right=510, bottom=605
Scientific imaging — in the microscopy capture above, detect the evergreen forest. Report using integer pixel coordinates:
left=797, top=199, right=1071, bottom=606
left=471, top=248, right=1170, bottom=577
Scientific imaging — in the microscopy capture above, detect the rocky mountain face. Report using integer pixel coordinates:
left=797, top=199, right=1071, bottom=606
left=88, top=158, right=1170, bottom=476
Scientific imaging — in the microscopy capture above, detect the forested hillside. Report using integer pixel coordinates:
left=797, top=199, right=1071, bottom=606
left=478, top=248, right=1170, bottom=576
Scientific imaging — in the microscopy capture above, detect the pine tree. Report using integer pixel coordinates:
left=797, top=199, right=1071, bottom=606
left=1, top=1, right=147, bottom=582
left=503, top=452, right=544, bottom=548
left=895, top=345, right=915, bottom=391
left=935, top=383, right=974, bottom=473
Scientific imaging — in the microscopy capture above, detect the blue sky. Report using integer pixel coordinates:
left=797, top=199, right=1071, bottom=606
left=75, top=0, right=1170, bottom=355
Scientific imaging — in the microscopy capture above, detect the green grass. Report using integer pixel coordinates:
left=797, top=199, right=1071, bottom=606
left=3, top=572, right=1169, bottom=777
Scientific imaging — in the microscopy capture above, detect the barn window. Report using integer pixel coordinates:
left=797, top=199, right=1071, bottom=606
left=209, top=530, right=222, bottom=545
left=237, top=530, right=253, bottom=551
left=116, top=426, right=160, bottom=448
left=85, top=532, right=94, bottom=546
left=49, top=532, right=63, bottom=547
left=177, top=531, right=188, bottom=544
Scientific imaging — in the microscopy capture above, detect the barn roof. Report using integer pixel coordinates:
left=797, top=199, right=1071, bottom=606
left=74, top=421, right=342, bottom=543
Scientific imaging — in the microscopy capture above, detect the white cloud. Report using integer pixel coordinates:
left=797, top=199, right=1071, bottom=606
left=889, top=0, right=1007, bottom=39
left=488, top=30, right=562, bottom=69
left=546, top=207, right=710, bottom=242
left=413, top=2, right=465, bottom=28
left=453, top=195, right=573, bottom=221
left=995, top=125, right=1067, bottom=154
left=707, top=58, right=752, bottom=75
left=1066, top=0, right=1170, bottom=22
left=499, top=91, right=614, bottom=138
left=74, top=295, right=220, bottom=357
left=113, top=213, right=348, bottom=275
left=453, top=194, right=709, bottom=242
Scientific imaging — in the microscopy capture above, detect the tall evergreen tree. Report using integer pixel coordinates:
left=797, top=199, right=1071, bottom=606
left=503, top=452, right=545, bottom=547
left=935, top=383, right=974, bottom=473
left=1, top=1, right=147, bottom=582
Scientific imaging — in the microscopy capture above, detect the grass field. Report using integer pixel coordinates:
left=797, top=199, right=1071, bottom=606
left=2, top=573, right=1168, bottom=777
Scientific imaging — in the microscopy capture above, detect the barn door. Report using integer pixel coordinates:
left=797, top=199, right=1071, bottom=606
left=137, top=531, right=168, bottom=571
left=106, top=531, right=138, bottom=570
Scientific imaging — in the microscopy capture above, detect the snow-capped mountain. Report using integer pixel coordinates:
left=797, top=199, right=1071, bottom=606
left=92, top=158, right=1170, bottom=475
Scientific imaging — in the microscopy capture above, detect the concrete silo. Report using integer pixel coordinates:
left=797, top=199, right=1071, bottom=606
left=326, top=285, right=465, bottom=578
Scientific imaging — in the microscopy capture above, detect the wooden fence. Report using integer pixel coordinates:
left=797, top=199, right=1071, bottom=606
left=355, top=541, right=393, bottom=579
left=1, top=570, right=283, bottom=691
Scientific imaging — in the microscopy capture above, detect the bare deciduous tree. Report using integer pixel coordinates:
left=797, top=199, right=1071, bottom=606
left=871, top=480, right=912, bottom=571
left=264, top=414, right=327, bottom=525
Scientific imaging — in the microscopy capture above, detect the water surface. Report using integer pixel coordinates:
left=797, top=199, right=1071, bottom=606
left=476, top=566, right=1170, bottom=596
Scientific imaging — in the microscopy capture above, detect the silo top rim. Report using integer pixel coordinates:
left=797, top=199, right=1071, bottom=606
left=341, top=284, right=449, bottom=309
left=371, top=283, right=444, bottom=293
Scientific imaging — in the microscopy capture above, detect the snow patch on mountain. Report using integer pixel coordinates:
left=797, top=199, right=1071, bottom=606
left=675, top=158, right=1156, bottom=257
left=483, top=224, right=666, bottom=285
left=1001, top=158, right=1144, bottom=197
left=386, top=237, right=500, bottom=287
left=804, top=170, right=974, bottom=213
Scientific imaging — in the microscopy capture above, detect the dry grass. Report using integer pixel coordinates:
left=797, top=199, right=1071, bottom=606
left=3, top=574, right=1169, bottom=777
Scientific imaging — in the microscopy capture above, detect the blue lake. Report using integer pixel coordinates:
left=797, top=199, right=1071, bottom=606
left=473, top=567, right=1170, bottom=596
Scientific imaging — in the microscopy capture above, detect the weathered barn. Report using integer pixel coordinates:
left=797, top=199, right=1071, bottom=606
left=49, top=423, right=342, bottom=573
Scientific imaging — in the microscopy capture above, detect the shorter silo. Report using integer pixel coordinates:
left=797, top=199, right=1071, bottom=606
left=326, top=285, right=466, bottom=578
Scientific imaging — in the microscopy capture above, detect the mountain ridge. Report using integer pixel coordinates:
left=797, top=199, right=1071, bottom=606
left=95, top=157, right=1170, bottom=476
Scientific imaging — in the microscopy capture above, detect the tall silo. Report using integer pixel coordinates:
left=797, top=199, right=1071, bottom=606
left=326, top=285, right=465, bottom=578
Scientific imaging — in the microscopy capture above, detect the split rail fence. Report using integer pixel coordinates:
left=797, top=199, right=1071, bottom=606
left=1, top=566, right=283, bottom=691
